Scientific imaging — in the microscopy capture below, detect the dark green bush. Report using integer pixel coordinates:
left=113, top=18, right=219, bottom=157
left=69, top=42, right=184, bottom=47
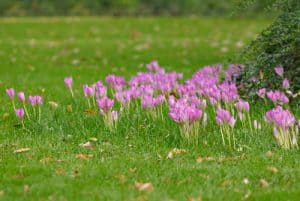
left=238, top=0, right=300, bottom=98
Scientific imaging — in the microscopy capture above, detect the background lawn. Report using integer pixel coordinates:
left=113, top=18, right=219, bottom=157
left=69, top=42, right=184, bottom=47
left=1, top=17, right=299, bottom=201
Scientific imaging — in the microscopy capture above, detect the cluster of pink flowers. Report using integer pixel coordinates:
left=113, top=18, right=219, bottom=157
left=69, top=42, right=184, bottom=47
left=5, top=88, right=43, bottom=126
left=265, top=106, right=298, bottom=149
left=5, top=62, right=299, bottom=149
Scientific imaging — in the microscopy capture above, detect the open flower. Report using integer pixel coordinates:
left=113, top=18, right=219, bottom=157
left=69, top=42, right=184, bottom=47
left=97, top=97, right=114, bottom=113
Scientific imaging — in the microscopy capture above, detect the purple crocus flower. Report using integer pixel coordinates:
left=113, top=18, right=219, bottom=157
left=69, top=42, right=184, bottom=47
left=18, top=92, right=25, bottom=103
left=111, top=110, right=118, bottom=121
left=282, top=78, right=290, bottom=89
left=64, top=77, right=73, bottom=89
left=15, top=108, right=25, bottom=119
left=267, top=90, right=289, bottom=105
left=97, top=97, right=114, bottom=112
left=274, top=65, right=284, bottom=77
left=6, top=88, right=15, bottom=99
left=235, top=100, right=250, bottom=112
left=83, top=84, right=95, bottom=97
left=256, top=88, right=266, bottom=98
left=28, top=96, right=36, bottom=106
left=215, top=107, right=236, bottom=127
left=265, top=106, right=295, bottom=129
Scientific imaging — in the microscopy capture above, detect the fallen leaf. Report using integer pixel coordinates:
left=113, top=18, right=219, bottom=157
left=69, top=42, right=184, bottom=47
left=66, top=105, right=73, bottom=113
left=39, top=157, right=53, bottom=164
left=116, top=174, right=126, bottom=184
left=221, top=179, right=232, bottom=187
left=84, top=108, right=97, bottom=116
left=129, top=167, right=137, bottom=173
left=241, top=190, right=251, bottom=200
left=196, top=156, right=215, bottom=163
left=134, top=182, right=154, bottom=192
left=89, top=137, right=98, bottom=142
left=48, top=101, right=58, bottom=109
left=267, top=166, right=278, bottom=174
left=55, top=168, right=65, bottom=175
left=79, top=141, right=93, bottom=149
left=23, top=185, right=30, bottom=193
left=167, top=148, right=187, bottom=159
left=187, top=196, right=202, bottom=201
left=265, top=151, right=273, bottom=157
left=14, top=148, right=30, bottom=154
left=259, top=179, right=269, bottom=188
left=243, top=178, right=250, bottom=185
left=75, top=153, right=90, bottom=160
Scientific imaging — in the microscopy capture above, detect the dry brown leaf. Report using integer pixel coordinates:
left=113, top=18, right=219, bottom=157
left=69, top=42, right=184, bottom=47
left=267, top=166, right=278, bottom=174
left=23, top=185, right=30, bottom=193
left=116, top=174, right=126, bottom=184
left=14, top=148, right=30, bottom=154
left=84, top=108, right=97, bottom=116
left=243, top=178, right=250, bottom=185
left=89, top=137, right=98, bottom=142
left=221, top=179, right=232, bottom=187
left=187, top=196, right=202, bottom=201
left=196, top=156, right=215, bottom=163
left=129, top=167, right=137, bottom=173
left=259, top=179, right=269, bottom=188
left=48, top=101, right=58, bottom=109
left=75, top=153, right=90, bottom=160
left=265, top=151, right=273, bottom=157
left=79, top=141, right=93, bottom=149
left=134, top=182, right=154, bottom=192
left=66, top=105, right=73, bottom=113
left=39, top=157, right=53, bottom=164
left=167, top=148, right=187, bottom=159
left=55, top=168, right=65, bottom=175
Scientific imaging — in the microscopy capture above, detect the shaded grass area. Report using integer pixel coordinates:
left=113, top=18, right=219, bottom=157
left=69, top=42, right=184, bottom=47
left=1, top=17, right=299, bottom=201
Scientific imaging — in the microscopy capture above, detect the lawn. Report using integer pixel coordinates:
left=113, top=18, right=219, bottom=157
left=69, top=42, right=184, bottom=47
left=1, top=17, right=299, bottom=201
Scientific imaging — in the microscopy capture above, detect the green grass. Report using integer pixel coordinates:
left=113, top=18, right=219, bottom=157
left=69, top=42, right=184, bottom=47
left=1, top=17, right=300, bottom=201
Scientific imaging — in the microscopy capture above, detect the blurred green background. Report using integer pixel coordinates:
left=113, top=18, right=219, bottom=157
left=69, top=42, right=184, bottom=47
left=0, top=0, right=275, bottom=17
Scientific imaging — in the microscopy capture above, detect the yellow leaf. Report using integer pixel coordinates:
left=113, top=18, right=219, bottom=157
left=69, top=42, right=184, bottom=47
left=14, top=148, right=30, bottom=154
left=259, top=179, right=269, bottom=188
left=134, top=182, right=154, bottom=192
left=79, top=141, right=93, bottom=149
left=167, top=148, right=187, bottom=159
left=75, top=153, right=90, bottom=160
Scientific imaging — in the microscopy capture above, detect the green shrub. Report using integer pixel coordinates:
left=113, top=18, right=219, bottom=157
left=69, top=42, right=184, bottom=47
left=238, top=0, right=300, bottom=100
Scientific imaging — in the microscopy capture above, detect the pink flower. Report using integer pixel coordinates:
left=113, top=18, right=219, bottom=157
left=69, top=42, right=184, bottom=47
left=215, top=107, right=236, bottom=127
left=274, top=66, right=284, bottom=77
left=106, top=75, right=126, bottom=91
left=18, top=92, right=25, bottom=103
left=265, top=106, right=295, bottom=129
left=15, top=108, right=25, bottom=119
left=64, top=77, right=73, bottom=89
left=28, top=96, right=36, bottom=106
left=28, top=95, right=43, bottom=106
left=235, top=100, right=250, bottom=112
left=97, top=97, right=114, bottom=112
left=6, top=88, right=15, bottom=99
left=169, top=98, right=202, bottom=124
left=83, top=84, right=95, bottom=97
left=282, top=78, right=289, bottom=89
left=111, top=110, right=118, bottom=121
left=256, top=88, right=266, bottom=98
left=267, top=90, right=289, bottom=105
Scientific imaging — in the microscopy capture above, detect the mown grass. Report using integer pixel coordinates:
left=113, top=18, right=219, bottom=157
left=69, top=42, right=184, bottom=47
left=1, top=17, right=300, bottom=201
